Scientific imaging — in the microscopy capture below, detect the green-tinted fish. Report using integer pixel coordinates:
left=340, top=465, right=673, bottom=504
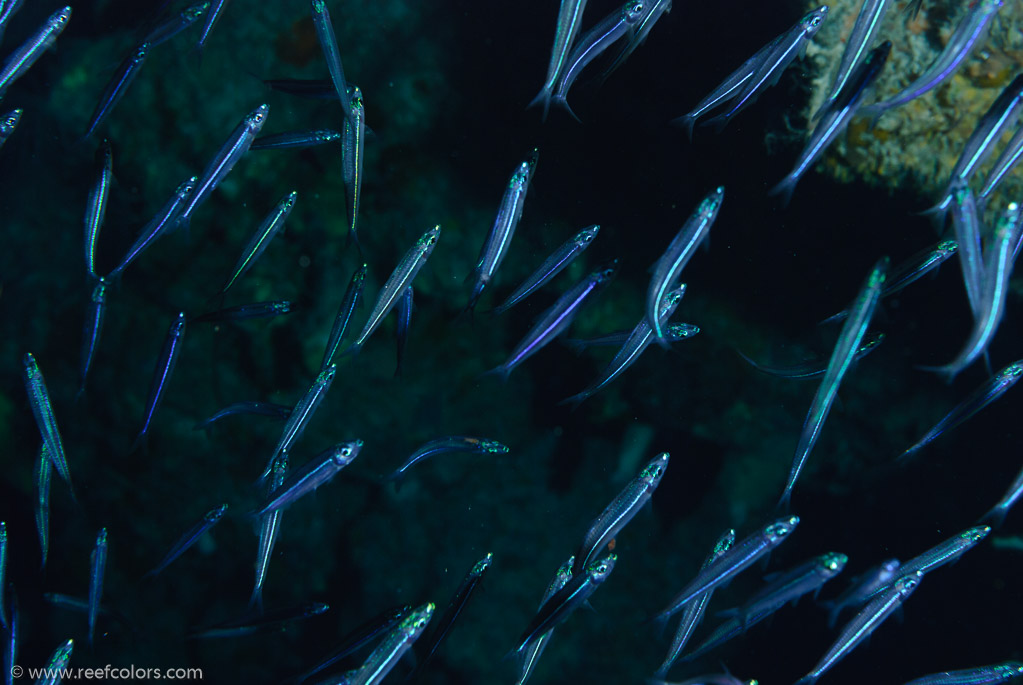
left=345, top=602, right=434, bottom=684
left=38, top=638, right=74, bottom=685
left=219, top=190, right=297, bottom=295
left=23, top=353, right=74, bottom=500
left=347, top=226, right=441, bottom=355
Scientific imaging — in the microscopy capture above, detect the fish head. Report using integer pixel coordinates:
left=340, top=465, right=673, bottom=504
left=877, top=558, right=901, bottom=582
left=205, top=504, right=229, bottom=523
left=995, top=662, right=1023, bottom=678
left=623, top=0, right=646, bottom=24
left=471, top=552, right=494, bottom=576
left=418, top=225, right=442, bottom=251
left=331, top=439, right=363, bottom=466
left=587, top=553, right=617, bottom=582
left=696, top=186, right=725, bottom=218
left=667, top=323, right=700, bottom=339
left=639, top=452, right=670, bottom=489
left=998, top=362, right=1023, bottom=381
left=479, top=439, right=510, bottom=454
left=893, top=571, right=922, bottom=597
left=176, top=176, right=199, bottom=198
left=800, top=6, right=828, bottom=35
left=574, top=224, right=601, bottom=247
left=765, top=515, right=799, bottom=542
left=246, top=104, right=270, bottom=132
left=591, top=259, right=619, bottom=284
left=317, top=364, right=338, bottom=386
left=281, top=191, right=298, bottom=211
left=184, top=2, right=211, bottom=22
left=132, top=43, right=149, bottom=64
left=936, top=240, right=958, bottom=256
left=171, top=311, right=187, bottom=335
left=401, top=602, right=435, bottom=638
left=817, top=552, right=848, bottom=577
left=49, top=7, right=72, bottom=31
left=960, top=525, right=991, bottom=545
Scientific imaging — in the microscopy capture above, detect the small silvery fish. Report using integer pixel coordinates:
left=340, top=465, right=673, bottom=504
left=84, top=43, right=148, bottom=139
left=387, top=436, right=508, bottom=484
left=900, top=360, right=1023, bottom=460
left=819, top=0, right=891, bottom=113
left=822, top=558, right=900, bottom=628
left=780, top=256, right=887, bottom=509
left=0, top=521, right=6, bottom=630
left=0, top=107, right=20, bottom=147
left=928, top=74, right=1023, bottom=215
left=195, top=0, right=228, bottom=57
left=721, top=552, right=847, bottom=626
left=259, top=365, right=337, bottom=481
left=0, top=0, right=23, bottom=46
left=562, top=285, right=685, bottom=406
left=189, top=601, right=329, bottom=639
left=704, top=6, right=827, bottom=130
left=821, top=240, right=958, bottom=325
left=902, top=661, right=1023, bottom=685
left=573, top=452, right=668, bottom=575
left=860, top=0, right=1004, bottom=121
left=23, top=353, right=74, bottom=499
left=651, top=516, right=799, bottom=624
left=530, top=0, right=589, bottom=120
left=145, top=503, right=228, bottom=578
left=176, top=104, right=268, bottom=228
left=683, top=554, right=846, bottom=663
left=487, top=260, right=618, bottom=380
left=794, top=572, right=921, bottom=685
left=191, top=300, right=292, bottom=324
left=320, top=263, right=367, bottom=371
left=346, top=602, right=434, bottom=685
left=251, top=440, right=363, bottom=517
left=492, top=224, right=600, bottom=315
left=347, top=226, right=441, bottom=355
left=516, top=557, right=574, bottom=685
left=78, top=278, right=109, bottom=396
left=466, top=150, right=539, bottom=316
left=311, top=0, right=354, bottom=125
left=250, top=129, right=342, bottom=151
left=409, top=553, right=493, bottom=679
left=343, top=85, right=365, bottom=246
left=979, top=123, right=1023, bottom=203
left=84, top=140, right=113, bottom=280
left=38, top=638, right=74, bottom=685
left=736, top=333, right=884, bottom=381
left=654, top=529, right=735, bottom=679
left=896, top=526, right=990, bottom=580
left=218, top=191, right=297, bottom=295
left=143, top=1, right=209, bottom=47
left=0, top=6, right=71, bottom=98
left=771, top=41, right=890, bottom=204
left=565, top=322, right=699, bottom=351
left=35, top=445, right=51, bottom=569
left=133, top=312, right=187, bottom=450
left=922, top=205, right=1022, bottom=381
left=291, top=605, right=412, bottom=684
left=982, top=463, right=1023, bottom=528
left=194, top=400, right=291, bottom=430
left=250, top=451, right=288, bottom=611
left=512, top=553, right=616, bottom=654
left=549, top=0, right=646, bottom=120
left=598, top=0, right=671, bottom=82
left=674, top=37, right=781, bottom=139
left=647, top=187, right=723, bottom=341
left=106, top=176, right=197, bottom=280
left=88, top=528, right=107, bottom=647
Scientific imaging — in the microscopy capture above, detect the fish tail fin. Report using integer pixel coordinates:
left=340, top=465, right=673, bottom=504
left=247, top=588, right=263, bottom=614
left=914, top=362, right=956, bottom=384
left=527, top=88, right=552, bottom=123
left=479, top=365, right=511, bottom=383
left=551, top=95, right=581, bottom=123
left=556, top=392, right=587, bottom=411
left=768, top=174, right=799, bottom=207
left=671, top=114, right=697, bottom=141
left=777, top=487, right=793, bottom=512
left=980, top=505, right=1007, bottom=529
left=701, top=113, right=731, bottom=134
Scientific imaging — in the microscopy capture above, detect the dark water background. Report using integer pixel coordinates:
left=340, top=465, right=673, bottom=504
left=0, top=0, right=1020, bottom=683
